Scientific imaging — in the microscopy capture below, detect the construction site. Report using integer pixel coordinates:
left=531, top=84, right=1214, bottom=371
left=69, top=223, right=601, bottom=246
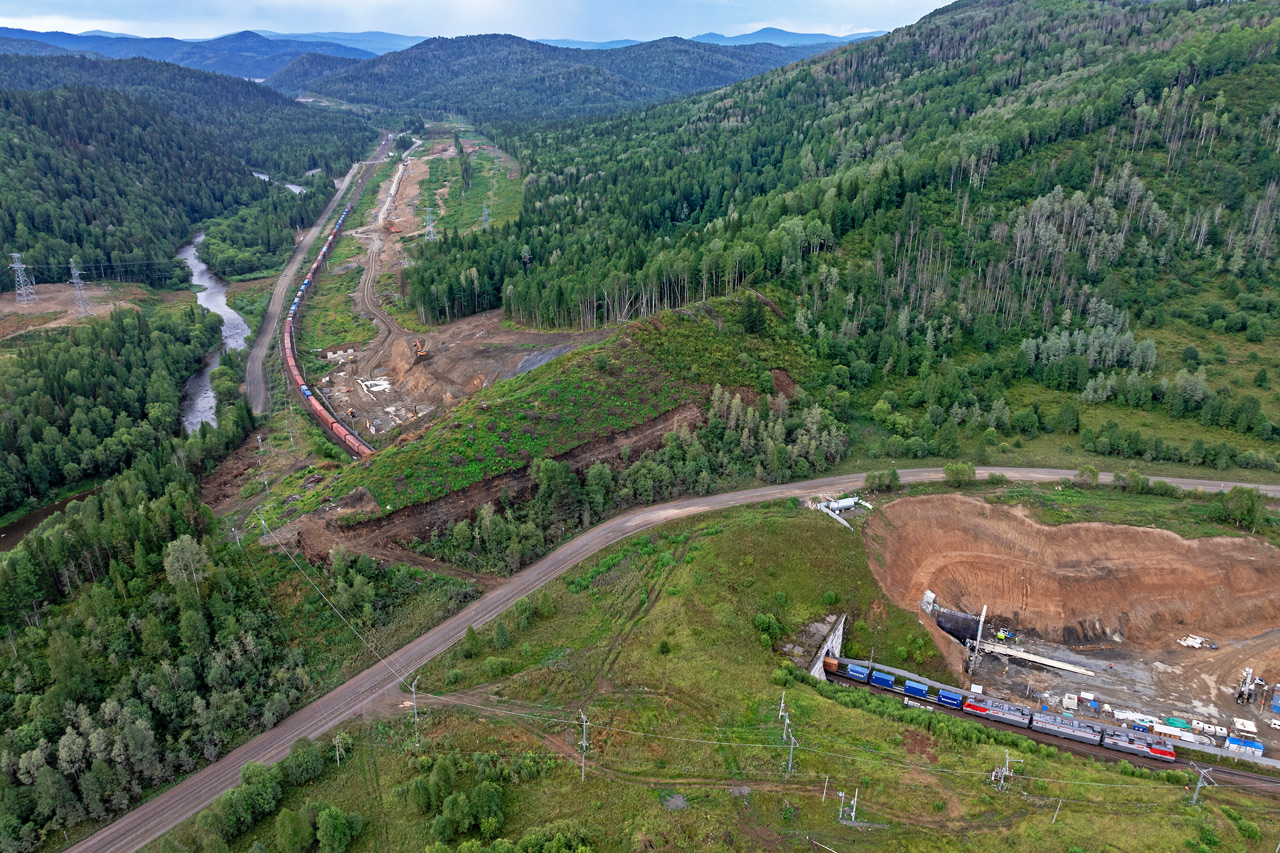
left=864, top=493, right=1280, bottom=753
left=304, top=127, right=604, bottom=437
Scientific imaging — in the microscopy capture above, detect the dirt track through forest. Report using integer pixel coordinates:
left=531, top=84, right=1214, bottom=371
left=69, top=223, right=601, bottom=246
left=67, top=467, right=1280, bottom=853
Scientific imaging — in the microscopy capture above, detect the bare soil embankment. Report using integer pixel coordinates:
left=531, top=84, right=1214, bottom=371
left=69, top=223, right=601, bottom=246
left=273, top=402, right=705, bottom=578
left=864, top=494, right=1280, bottom=647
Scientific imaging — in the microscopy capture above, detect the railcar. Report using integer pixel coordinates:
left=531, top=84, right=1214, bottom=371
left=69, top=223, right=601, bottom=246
left=962, top=697, right=1032, bottom=728
left=1031, top=712, right=1105, bottom=746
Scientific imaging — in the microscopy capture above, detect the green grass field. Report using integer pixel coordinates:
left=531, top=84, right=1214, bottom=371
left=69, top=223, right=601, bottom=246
left=152, top=504, right=1278, bottom=853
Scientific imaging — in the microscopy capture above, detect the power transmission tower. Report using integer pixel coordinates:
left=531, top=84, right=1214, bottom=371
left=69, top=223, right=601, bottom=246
left=68, top=259, right=92, bottom=318
left=9, top=254, right=37, bottom=304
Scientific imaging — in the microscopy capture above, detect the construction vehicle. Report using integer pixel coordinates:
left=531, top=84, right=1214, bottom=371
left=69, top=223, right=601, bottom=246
left=1237, top=668, right=1258, bottom=704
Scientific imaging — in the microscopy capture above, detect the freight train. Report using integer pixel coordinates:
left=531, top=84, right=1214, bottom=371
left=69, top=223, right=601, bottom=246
left=281, top=205, right=375, bottom=459
left=828, top=658, right=1178, bottom=763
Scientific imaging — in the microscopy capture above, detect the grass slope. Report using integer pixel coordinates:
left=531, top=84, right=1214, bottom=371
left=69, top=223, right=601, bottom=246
left=155, top=503, right=1276, bottom=852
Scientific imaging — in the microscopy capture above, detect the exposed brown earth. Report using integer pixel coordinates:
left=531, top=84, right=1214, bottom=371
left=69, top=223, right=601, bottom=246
left=275, top=402, right=705, bottom=580
left=0, top=281, right=176, bottom=339
left=864, top=493, right=1280, bottom=647
left=325, top=137, right=605, bottom=436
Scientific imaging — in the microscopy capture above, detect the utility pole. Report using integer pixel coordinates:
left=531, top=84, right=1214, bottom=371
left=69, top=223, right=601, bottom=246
left=411, top=675, right=419, bottom=722
left=9, top=254, right=37, bottom=304
left=68, top=259, right=92, bottom=317
left=579, top=711, right=589, bottom=782
left=970, top=604, right=988, bottom=674
left=850, top=788, right=858, bottom=823
left=334, top=734, right=345, bottom=768
left=998, top=749, right=1023, bottom=792
left=837, top=790, right=845, bottom=822
left=787, top=732, right=798, bottom=776
left=1191, top=764, right=1214, bottom=805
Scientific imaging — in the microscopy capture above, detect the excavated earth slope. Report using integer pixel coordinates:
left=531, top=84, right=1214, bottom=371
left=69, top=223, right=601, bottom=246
left=864, top=494, right=1280, bottom=647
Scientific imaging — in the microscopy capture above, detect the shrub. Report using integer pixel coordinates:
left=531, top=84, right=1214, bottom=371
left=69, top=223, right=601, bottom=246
left=483, top=657, right=513, bottom=678
left=943, top=461, right=975, bottom=487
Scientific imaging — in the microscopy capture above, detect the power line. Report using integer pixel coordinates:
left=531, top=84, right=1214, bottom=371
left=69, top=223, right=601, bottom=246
left=257, top=509, right=415, bottom=691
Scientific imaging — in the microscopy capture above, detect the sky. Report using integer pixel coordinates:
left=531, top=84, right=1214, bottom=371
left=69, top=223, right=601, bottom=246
left=0, top=0, right=947, bottom=41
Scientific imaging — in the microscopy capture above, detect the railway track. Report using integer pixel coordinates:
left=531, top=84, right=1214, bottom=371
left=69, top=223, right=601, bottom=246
left=245, top=132, right=395, bottom=415
left=827, top=672, right=1280, bottom=790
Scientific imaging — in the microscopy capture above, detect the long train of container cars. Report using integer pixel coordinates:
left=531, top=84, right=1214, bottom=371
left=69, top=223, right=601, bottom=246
left=281, top=205, right=375, bottom=459
left=828, top=658, right=1177, bottom=763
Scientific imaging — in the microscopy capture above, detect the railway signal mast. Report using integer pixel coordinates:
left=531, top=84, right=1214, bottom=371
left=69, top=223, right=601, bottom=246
left=9, top=253, right=37, bottom=304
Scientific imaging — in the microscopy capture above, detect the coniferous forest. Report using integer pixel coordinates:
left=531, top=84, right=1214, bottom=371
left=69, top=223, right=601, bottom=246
left=3, top=1, right=1280, bottom=849
left=0, top=87, right=267, bottom=286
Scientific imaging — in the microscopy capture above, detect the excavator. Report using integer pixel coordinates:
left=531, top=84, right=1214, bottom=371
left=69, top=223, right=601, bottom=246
left=412, top=339, right=431, bottom=365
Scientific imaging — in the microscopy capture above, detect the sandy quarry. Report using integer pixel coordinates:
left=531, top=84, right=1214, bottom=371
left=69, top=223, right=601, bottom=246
left=865, top=493, right=1280, bottom=733
left=865, top=493, right=1280, bottom=647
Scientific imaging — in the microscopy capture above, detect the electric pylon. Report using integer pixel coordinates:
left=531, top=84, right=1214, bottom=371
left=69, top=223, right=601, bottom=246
left=9, top=254, right=37, bottom=304
left=69, top=259, right=92, bottom=318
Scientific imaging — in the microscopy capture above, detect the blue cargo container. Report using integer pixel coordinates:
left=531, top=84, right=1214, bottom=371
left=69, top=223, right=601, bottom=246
left=905, top=680, right=928, bottom=699
left=937, top=689, right=964, bottom=709
left=870, top=671, right=895, bottom=689
left=843, top=664, right=870, bottom=683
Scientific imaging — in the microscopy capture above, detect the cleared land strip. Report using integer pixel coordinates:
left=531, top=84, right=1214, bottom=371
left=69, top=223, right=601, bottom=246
left=68, top=466, right=1280, bottom=852
left=245, top=133, right=396, bottom=414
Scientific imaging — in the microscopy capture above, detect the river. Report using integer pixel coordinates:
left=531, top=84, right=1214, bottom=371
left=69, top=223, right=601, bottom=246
left=178, top=234, right=251, bottom=432
left=0, top=487, right=100, bottom=552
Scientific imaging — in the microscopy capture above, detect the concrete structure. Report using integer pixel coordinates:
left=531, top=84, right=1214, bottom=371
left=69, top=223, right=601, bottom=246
left=783, top=613, right=846, bottom=679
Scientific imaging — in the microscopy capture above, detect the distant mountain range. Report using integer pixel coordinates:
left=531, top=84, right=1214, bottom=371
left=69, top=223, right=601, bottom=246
left=537, top=38, right=643, bottom=50
left=692, top=27, right=884, bottom=46
left=253, top=30, right=426, bottom=55
left=291, top=33, right=837, bottom=121
left=0, top=36, right=103, bottom=58
left=0, top=28, right=372, bottom=78
left=540, top=28, right=884, bottom=50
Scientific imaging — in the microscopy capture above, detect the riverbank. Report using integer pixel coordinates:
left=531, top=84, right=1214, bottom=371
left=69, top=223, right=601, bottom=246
left=178, top=234, right=251, bottom=432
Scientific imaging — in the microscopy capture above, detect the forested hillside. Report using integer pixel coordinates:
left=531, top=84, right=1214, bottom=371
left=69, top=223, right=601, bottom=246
left=309, top=34, right=828, bottom=120
left=397, top=0, right=1280, bottom=475
left=0, top=28, right=372, bottom=79
left=263, top=52, right=362, bottom=97
left=0, top=86, right=266, bottom=286
left=196, top=176, right=338, bottom=278
left=0, top=56, right=375, bottom=176
left=0, top=307, right=222, bottom=514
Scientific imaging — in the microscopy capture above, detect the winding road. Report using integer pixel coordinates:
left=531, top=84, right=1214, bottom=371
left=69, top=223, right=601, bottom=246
left=245, top=134, right=397, bottom=414
left=68, top=466, right=1280, bottom=852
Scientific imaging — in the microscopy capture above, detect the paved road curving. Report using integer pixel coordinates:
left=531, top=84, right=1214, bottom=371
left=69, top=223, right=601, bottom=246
left=245, top=134, right=397, bottom=415
left=68, top=466, right=1280, bottom=852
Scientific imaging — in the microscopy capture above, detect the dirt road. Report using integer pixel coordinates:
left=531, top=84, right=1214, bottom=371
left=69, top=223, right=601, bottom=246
left=245, top=134, right=396, bottom=414
left=67, top=466, right=1280, bottom=852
